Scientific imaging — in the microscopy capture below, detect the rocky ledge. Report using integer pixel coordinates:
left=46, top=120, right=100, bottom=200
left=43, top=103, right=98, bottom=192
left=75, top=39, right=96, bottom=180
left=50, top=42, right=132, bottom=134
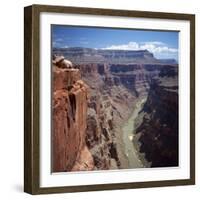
left=52, top=56, right=94, bottom=172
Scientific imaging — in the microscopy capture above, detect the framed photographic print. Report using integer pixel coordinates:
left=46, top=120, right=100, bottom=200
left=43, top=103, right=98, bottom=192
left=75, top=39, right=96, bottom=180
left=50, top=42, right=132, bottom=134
left=24, top=4, right=195, bottom=194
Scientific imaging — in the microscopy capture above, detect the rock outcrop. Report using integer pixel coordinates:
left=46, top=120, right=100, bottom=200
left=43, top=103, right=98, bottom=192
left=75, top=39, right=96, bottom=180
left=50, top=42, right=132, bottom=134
left=52, top=48, right=179, bottom=171
left=67, top=56, right=178, bottom=170
left=77, top=61, right=178, bottom=169
left=134, top=71, right=178, bottom=167
left=52, top=56, right=94, bottom=172
left=78, top=63, right=138, bottom=170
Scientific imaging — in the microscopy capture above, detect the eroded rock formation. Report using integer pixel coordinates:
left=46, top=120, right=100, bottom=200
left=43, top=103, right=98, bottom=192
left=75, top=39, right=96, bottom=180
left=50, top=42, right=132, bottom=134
left=78, top=63, right=136, bottom=170
left=52, top=48, right=179, bottom=171
left=77, top=60, right=178, bottom=169
left=134, top=70, right=178, bottom=167
left=53, top=56, right=94, bottom=172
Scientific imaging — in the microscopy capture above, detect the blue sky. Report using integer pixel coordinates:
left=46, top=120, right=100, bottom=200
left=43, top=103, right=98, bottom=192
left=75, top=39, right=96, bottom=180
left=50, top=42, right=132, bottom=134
left=52, top=25, right=179, bottom=60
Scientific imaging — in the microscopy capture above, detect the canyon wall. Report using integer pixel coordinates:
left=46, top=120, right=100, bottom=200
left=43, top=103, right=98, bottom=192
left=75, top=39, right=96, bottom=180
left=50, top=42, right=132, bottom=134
left=53, top=57, right=94, bottom=172
left=78, top=62, right=178, bottom=169
left=79, top=63, right=136, bottom=170
left=134, top=68, right=178, bottom=167
left=52, top=49, right=179, bottom=171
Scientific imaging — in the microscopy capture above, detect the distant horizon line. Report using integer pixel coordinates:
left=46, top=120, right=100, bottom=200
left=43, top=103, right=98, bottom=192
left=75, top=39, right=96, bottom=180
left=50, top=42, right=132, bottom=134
left=52, top=46, right=178, bottom=62
left=53, top=46, right=149, bottom=50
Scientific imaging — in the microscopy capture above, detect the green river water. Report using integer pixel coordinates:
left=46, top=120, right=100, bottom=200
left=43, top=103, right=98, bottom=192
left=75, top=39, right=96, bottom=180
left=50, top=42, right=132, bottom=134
left=122, top=98, right=146, bottom=168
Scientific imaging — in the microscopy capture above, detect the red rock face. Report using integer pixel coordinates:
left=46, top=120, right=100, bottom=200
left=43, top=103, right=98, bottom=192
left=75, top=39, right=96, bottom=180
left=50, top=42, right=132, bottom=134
left=53, top=66, right=81, bottom=90
left=78, top=63, right=138, bottom=170
left=78, top=62, right=178, bottom=170
left=52, top=61, right=94, bottom=172
left=52, top=54, right=178, bottom=171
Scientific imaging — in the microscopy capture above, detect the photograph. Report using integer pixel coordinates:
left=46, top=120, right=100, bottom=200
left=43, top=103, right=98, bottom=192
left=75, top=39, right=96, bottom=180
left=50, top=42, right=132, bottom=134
left=24, top=5, right=195, bottom=194
left=52, top=25, right=179, bottom=173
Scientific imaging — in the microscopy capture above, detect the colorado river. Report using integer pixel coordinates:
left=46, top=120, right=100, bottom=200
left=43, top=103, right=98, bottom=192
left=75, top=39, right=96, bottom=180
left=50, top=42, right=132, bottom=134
left=122, top=98, right=146, bottom=168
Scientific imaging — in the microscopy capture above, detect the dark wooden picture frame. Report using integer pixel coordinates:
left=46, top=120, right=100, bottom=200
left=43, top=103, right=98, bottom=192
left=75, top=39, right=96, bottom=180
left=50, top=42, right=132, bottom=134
left=24, top=4, right=195, bottom=194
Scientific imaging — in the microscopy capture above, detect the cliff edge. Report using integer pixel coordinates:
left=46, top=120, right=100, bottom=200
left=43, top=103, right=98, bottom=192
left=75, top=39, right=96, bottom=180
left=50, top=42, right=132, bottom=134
left=52, top=56, right=94, bottom=172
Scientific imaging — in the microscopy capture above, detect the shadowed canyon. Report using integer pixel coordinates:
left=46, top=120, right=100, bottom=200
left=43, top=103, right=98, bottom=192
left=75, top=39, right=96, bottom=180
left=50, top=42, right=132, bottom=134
left=52, top=47, right=178, bottom=172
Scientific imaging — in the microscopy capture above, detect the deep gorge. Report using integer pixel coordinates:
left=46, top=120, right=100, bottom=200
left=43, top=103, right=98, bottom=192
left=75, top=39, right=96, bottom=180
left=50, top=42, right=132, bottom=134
left=52, top=48, right=178, bottom=171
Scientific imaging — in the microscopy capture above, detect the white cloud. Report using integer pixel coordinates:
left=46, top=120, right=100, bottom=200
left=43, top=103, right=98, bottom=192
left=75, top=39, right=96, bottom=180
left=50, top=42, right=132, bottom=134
left=102, top=41, right=178, bottom=59
left=103, top=41, right=139, bottom=51
left=141, top=41, right=166, bottom=46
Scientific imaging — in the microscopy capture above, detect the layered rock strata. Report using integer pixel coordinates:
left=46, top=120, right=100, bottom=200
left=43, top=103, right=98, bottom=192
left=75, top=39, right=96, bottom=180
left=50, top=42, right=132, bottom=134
left=52, top=56, right=94, bottom=172
left=134, top=73, right=178, bottom=167
left=52, top=48, right=179, bottom=171
left=75, top=63, right=143, bottom=170
left=78, top=62, right=178, bottom=169
left=53, top=47, right=158, bottom=64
